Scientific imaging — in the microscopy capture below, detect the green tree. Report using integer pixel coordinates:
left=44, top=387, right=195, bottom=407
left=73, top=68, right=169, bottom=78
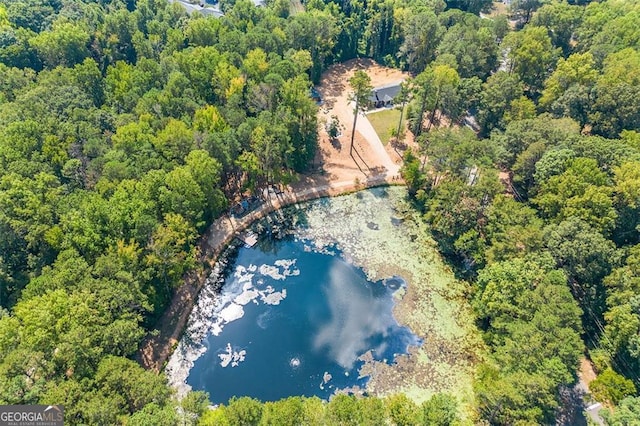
left=386, top=394, right=419, bottom=426
left=410, top=68, right=434, bottom=137
left=301, top=396, right=325, bottom=425
left=30, top=21, right=89, bottom=68
left=510, top=0, right=542, bottom=24
left=398, top=11, right=443, bottom=73
left=503, top=95, right=536, bottom=124
left=159, top=166, right=206, bottom=227
left=128, top=403, right=179, bottom=426
left=590, top=48, right=640, bottom=138
left=0, top=26, right=40, bottom=69
left=437, top=18, right=498, bottom=79
left=347, top=70, right=372, bottom=157
left=534, top=148, right=577, bottom=185
left=225, top=397, right=263, bottom=426
left=477, top=71, right=524, bottom=135
left=286, top=10, right=338, bottom=82
left=475, top=366, right=559, bottom=425
left=539, top=52, right=598, bottom=127
left=602, top=245, right=640, bottom=382
left=590, top=369, right=637, bottom=406
left=602, top=396, right=640, bottom=425
left=146, top=213, right=197, bottom=295
left=424, top=169, right=502, bottom=256
left=76, top=390, right=125, bottom=425
left=185, top=150, right=226, bottom=221
left=613, top=161, right=640, bottom=243
left=400, top=149, right=425, bottom=197
left=543, top=217, right=619, bottom=329
left=95, top=355, right=172, bottom=413
left=153, top=119, right=194, bottom=163
left=502, top=25, right=558, bottom=93
left=531, top=1, right=583, bottom=55
left=365, top=0, right=400, bottom=62
left=172, top=46, right=220, bottom=104
left=105, top=59, right=164, bottom=113
left=358, top=397, right=388, bottom=425
left=97, top=8, right=140, bottom=66
left=393, top=80, right=411, bottom=145
left=260, top=397, right=305, bottom=426
left=0, top=64, right=35, bottom=103
left=243, top=48, right=270, bottom=82
left=250, top=121, right=290, bottom=184
left=199, top=406, right=230, bottom=425
left=587, top=8, right=640, bottom=62
left=444, top=0, right=492, bottom=15
left=409, top=64, right=460, bottom=135
left=475, top=256, right=560, bottom=338
left=277, top=75, right=318, bottom=172
left=483, top=195, right=544, bottom=264
left=235, top=150, right=261, bottom=192
left=327, top=394, right=362, bottom=425
left=421, top=393, right=458, bottom=426
left=427, top=64, right=460, bottom=130
left=533, top=158, right=617, bottom=234
left=474, top=254, right=583, bottom=425
left=181, top=391, right=211, bottom=425
left=184, top=17, right=221, bottom=48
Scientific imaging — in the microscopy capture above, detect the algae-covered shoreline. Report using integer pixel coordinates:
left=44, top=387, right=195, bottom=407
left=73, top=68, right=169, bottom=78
left=166, top=186, right=481, bottom=421
left=292, top=187, right=481, bottom=416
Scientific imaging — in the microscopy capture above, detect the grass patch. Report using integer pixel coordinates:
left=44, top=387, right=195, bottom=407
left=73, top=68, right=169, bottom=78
left=367, top=107, right=405, bottom=145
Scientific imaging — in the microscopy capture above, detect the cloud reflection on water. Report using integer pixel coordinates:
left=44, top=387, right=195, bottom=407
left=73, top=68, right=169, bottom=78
left=313, top=259, right=394, bottom=369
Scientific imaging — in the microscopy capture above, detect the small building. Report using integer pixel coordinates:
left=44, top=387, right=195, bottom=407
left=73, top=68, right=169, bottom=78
left=368, top=82, right=402, bottom=109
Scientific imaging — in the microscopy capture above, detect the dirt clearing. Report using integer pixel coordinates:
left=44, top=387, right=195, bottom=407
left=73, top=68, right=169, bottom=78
left=311, top=58, right=409, bottom=186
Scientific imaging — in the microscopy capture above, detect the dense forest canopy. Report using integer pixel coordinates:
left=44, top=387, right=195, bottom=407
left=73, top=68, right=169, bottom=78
left=398, top=0, right=640, bottom=423
left=0, top=0, right=639, bottom=423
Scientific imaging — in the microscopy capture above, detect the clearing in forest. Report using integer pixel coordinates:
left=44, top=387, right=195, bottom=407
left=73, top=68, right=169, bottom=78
left=366, top=106, right=407, bottom=146
left=310, top=58, right=408, bottom=186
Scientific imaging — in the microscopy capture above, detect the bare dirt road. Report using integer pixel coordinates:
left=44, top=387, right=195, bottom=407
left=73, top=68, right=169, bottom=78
left=577, top=358, right=605, bottom=425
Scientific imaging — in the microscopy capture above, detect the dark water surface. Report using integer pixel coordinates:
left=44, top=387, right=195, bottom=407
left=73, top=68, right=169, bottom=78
left=186, top=237, right=420, bottom=403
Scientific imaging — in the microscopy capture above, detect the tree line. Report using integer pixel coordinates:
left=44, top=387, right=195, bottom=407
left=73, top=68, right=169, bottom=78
left=398, top=0, right=640, bottom=423
left=0, top=0, right=321, bottom=422
left=196, top=394, right=459, bottom=426
left=1, top=0, right=640, bottom=423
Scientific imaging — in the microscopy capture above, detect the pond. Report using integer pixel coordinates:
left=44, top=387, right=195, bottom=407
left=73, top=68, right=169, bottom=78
left=185, top=240, right=420, bottom=403
left=166, top=187, right=478, bottom=411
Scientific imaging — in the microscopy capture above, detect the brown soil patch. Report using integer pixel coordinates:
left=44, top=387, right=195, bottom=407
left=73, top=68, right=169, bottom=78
left=580, top=358, right=598, bottom=387
left=314, top=58, right=410, bottom=184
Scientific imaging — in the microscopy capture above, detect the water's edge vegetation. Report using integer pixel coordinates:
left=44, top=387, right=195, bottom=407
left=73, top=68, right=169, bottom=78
left=0, top=0, right=639, bottom=423
left=139, top=178, right=399, bottom=373
left=167, top=187, right=480, bottom=423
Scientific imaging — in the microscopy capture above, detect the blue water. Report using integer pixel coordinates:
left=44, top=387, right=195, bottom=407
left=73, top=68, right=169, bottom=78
left=186, top=237, right=420, bottom=404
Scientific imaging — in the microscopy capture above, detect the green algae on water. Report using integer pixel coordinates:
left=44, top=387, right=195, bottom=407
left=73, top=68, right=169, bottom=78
left=292, top=187, right=481, bottom=420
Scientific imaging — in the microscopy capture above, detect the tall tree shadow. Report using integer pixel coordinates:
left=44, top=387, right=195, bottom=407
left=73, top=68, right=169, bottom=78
left=350, top=146, right=371, bottom=176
